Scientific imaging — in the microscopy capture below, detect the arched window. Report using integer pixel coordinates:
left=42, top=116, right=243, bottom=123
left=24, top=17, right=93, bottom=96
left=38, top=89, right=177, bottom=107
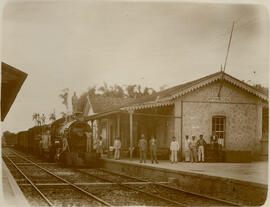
left=212, top=116, right=226, bottom=147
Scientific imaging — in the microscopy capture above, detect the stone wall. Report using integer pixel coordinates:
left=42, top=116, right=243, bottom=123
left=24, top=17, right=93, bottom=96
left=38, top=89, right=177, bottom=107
left=182, top=102, right=258, bottom=152
left=174, top=80, right=261, bottom=157
left=101, top=159, right=267, bottom=206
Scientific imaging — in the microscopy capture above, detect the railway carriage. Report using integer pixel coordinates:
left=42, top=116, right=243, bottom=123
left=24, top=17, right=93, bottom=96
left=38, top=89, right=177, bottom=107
left=16, top=131, right=29, bottom=152
left=28, top=125, right=45, bottom=156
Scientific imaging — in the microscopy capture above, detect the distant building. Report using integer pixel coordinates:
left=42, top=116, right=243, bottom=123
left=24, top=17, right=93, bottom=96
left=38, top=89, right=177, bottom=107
left=83, top=72, right=268, bottom=162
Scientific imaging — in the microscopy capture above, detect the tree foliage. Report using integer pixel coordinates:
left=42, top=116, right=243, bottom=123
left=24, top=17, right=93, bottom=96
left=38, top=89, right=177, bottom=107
left=2, top=130, right=16, bottom=145
left=253, top=84, right=268, bottom=95
left=76, top=83, right=157, bottom=112
left=59, top=88, right=69, bottom=110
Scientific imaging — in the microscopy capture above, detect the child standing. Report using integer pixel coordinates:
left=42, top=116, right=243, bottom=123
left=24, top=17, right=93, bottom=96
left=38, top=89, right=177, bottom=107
left=170, top=136, right=179, bottom=164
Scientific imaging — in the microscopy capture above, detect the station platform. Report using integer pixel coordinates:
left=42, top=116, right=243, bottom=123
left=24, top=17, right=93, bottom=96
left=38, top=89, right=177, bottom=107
left=1, top=160, right=30, bottom=207
left=101, top=156, right=269, bottom=206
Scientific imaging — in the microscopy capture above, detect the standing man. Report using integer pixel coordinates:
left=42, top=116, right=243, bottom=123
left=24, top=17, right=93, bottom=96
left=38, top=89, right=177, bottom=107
left=197, top=134, right=207, bottom=162
left=149, top=135, right=158, bottom=164
left=37, top=114, right=41, bottom=126
left=114, top=136, right=121, bottom=160
left=189, top=136, right=198, bottom=163
left=138, top=134, right=147, bottom=163
left=184, top=135, right=190, bottom=162
left=170, top=136, right=179, bottom=164
left=96, top=136, right=103, bottom=159
left=58, top=129, right=69, bottom=163
left=41, top=114, right=46, bottom=125
left=85, top=131, right=92, bottom=152
left=211, top=134, right=219, bottom=161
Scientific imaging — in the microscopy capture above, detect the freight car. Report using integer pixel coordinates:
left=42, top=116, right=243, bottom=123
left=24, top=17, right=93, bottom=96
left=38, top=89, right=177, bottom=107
left=28, top=125, right=48, bottom=156
left=16, top=131, right=29, bottom=152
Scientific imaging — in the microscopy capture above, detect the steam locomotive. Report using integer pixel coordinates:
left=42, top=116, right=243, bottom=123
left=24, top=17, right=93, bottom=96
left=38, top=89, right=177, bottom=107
left=15, top=115, right=98, bottom=166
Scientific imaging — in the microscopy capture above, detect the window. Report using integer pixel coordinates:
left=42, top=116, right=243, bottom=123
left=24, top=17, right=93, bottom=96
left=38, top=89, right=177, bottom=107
left=212, top=116, right=226, bottom=140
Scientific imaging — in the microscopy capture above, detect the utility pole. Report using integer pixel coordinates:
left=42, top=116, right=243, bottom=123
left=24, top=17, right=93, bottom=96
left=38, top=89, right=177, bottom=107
left=218, top=21, right=235, bottom=98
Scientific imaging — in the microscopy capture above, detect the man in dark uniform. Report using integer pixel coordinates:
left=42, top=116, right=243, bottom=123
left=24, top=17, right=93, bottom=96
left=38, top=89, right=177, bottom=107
left=149, top=135, right=158, bottom=164
left=138, top=134, right=147, bottom=163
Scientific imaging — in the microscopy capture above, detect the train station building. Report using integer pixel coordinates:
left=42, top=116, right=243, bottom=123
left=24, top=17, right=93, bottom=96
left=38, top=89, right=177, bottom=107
left=83, top=71, right=268, bottom=162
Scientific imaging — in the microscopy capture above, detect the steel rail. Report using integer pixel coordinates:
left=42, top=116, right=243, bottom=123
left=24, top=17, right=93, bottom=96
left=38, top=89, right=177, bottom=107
left=8, top=150, right=112, bottom=207
left=3, top=153, right=54, bottom=206
left=99, top=167, right=241, bottom=206
left=76, top=168, right=187, bottom=207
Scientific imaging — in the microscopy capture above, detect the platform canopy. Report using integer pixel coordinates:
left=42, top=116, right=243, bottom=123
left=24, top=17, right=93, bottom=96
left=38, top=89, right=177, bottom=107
left=1, top=62, right=28, bottom=121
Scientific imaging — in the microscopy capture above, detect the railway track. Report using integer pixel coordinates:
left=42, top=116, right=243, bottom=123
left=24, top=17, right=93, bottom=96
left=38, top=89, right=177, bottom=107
left=2, top=149, right=187, bottom=206
left=3, top=148, right=239, bottom=206
left=77, top=168, right=238, bottom=207
left=76, top=168, right=188, bottom=206
left=3, top=150, right=111, bottom=206
left=97, top=168, right=241, bottom=206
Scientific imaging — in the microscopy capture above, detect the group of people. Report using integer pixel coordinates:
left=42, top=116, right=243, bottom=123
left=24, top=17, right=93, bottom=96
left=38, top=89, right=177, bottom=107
left=34, top=113, right=46, bottom=126
left=95, top=134, right=159, bottom=163
left=113, top=133, right=207, bottom=164
left=138, top=134, right=159, bottom=164
left=183, top=135, right=207, bottom=163
left=112, top=134, right=159, bottom=163
left=95, top=133, right=220, bottom=164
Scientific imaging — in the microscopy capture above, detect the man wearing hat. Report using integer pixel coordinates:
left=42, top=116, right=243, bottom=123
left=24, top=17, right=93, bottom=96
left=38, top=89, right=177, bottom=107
left=170, top=136, right=179, bottom=163
left=197, top=134, right=207, bottom=162
left=138, top=134, right=147, bottom=163
left=189, top=136, right=197, bottom=163
left=184, top=135, right=190, bottom=162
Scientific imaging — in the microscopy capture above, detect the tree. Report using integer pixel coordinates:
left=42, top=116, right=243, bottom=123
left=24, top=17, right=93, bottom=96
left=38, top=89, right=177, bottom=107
left=75, top=83, right=157, bottom=111
left=126, top=84, right=137, bottom=98
left=88, top=86, right=97, bottom=97
left=253, top=84, right=268, bottom=95
left=114, top=85, right=125, bottom=98
left=59, top=88, right=69, bottom=110
left=142, top=86, right=155, bottom=96
left=159, top=84, right=168, bottom=91
left=98, top=82, right=109, bottom=96
left=2, top=130, right=16, bottom=146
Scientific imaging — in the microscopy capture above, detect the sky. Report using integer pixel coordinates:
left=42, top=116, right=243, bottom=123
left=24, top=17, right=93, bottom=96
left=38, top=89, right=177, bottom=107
left=1, top=0, right=269, bottom=133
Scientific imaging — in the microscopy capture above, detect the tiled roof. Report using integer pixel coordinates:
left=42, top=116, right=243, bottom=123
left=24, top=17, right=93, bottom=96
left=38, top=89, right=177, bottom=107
left=89, top=96, right=135, bottom=114
left=86, top=71, right=268, bottom=117
left=121, top=71, right=268, bottom=110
